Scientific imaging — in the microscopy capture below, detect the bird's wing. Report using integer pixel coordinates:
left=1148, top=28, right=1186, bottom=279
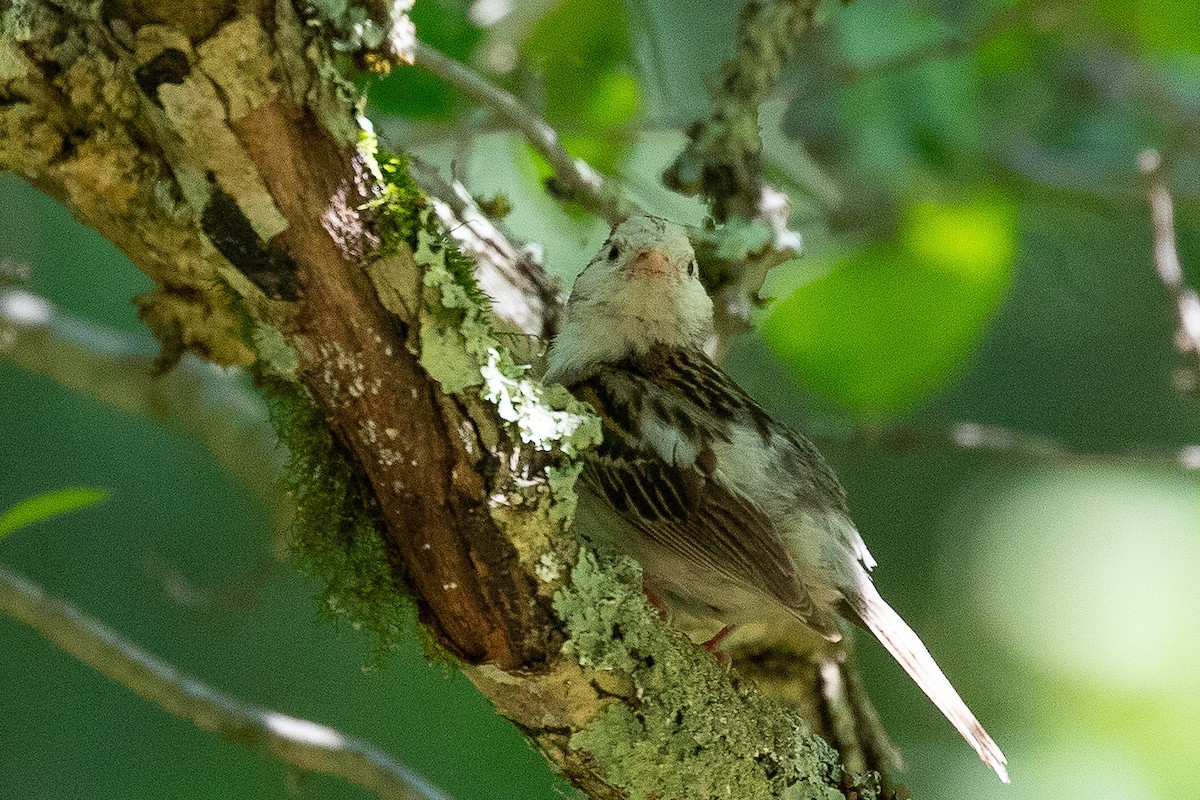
left=580, top=447, right=813, bottom=612
left=571, top=360, right=818, bottom=615
left=634, top=346, right=877, bottom=573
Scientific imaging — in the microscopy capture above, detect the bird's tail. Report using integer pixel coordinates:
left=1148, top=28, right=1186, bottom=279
left=853, top=589, right=1010, bottom=783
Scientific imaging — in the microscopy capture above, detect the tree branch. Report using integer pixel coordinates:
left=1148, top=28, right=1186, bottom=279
left=663, top=0, right=816, bottom=222
left=412, top=41, right=627, bottom=222
left=0, top=287, right=290, bottom=533
left=0, top=3, right=850, bottom=797
left=837, top=420, right=1200, bottom=470
left=0, top=562, right=450, bottom=800
left=1138, top=149, right=1200, bottom=388
left=660, top=0, right=811, bottom=356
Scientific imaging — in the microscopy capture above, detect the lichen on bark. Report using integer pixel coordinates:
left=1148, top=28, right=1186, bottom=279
left=555, top=551, right=851, bottom=800
left=0, top=0, right=873, bottom=796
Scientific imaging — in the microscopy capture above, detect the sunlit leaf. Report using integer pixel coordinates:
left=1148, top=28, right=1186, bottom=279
left=0, top=487, right=110, bottom=540
left=761, top=195, right=1016, bottom=417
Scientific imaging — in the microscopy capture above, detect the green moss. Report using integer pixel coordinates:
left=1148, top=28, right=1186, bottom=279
left=364, top=149, right=426, bottom=256
left=261, top=376, right=415, bottom=664
left=555, top=550, right=848, bottom=800
left=431, top=230, right=492, bottom=312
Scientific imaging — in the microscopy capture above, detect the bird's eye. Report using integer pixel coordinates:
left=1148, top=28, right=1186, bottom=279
left=687, top=260, right=697, bottom=277
left=608, top=245, right=620, bottom=261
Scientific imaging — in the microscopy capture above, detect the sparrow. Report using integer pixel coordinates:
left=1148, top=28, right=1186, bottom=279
left=545, top=215, right=1009, bottom=782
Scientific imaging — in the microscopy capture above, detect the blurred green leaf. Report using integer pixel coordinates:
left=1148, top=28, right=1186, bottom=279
left=1092, top=0, right=1200, bottom=56
left=0, top=487, right=110, bottom=540
left=761, top=195, right=1016, bottom=417
left=836, top=57, right=981, bottom=188
left=974, top=26, right=1034, bottom=76
left=582, top=66, right=641, bottom=128
left=522, top=0, right=639, bottom=176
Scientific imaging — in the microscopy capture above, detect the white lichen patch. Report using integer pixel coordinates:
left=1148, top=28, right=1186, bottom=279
left=479, top=347, right=600, bottom=535
left=535, top=552, right=562, bottom=583
left=480, top=348, right=600, bottom=457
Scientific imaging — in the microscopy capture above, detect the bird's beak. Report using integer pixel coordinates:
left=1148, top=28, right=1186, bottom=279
left=627, top=247, right=672, bottom=277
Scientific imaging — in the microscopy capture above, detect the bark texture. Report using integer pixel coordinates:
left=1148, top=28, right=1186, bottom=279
left=0, top=2, right=875, bottom=797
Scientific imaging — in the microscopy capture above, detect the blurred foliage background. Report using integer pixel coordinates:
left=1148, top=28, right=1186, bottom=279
left=4, top=0, right=1200, bottom=798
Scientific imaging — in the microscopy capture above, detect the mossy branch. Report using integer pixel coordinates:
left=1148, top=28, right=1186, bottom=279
left=0, top=2, right=861, bottom=798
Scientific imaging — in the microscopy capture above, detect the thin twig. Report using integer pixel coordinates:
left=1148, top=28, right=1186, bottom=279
left=0, top=288, right=291, bottom=537
left=0, top=563, right=451, bottom=800
left=663, top=0, right=816, bottom=221
left=1138, top=149, right=1200, bottom=386
left=661, top=1, right=811, bottom=356
left=839, top=420, right=1200, bottom=471
left=412, top=41, right=627, bottom=222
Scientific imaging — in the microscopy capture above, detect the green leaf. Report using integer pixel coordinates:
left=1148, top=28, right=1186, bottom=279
left=761, top=195, right=1016, bottom=418
left=0, top=488, right=110, bottom=540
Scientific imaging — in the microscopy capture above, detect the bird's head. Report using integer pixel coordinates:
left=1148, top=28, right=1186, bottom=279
left=545, top=216, right=714, bottom=383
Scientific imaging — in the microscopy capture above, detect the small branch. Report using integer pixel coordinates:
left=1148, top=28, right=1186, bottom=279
left=1138, top=149, right=1200, bottom=385
left=412, top=41, right=627, bottom=222
left=0, top=288, right=290, bottom=535
left=663, top=0, right=817, bottom=222
left=662, top=1, right=813, bottom=356
left=839, top=420, right=1200, bottom=471
left=0, top=563, right=451, bottom=800
left=406, top=155, right=562, bottom=340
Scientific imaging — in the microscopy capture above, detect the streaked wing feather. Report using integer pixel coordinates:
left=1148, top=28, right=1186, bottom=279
left=579, top=425, right=810, bottom=612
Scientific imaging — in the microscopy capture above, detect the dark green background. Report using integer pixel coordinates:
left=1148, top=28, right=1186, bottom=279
left=4, top=1, right=1200, bottom=798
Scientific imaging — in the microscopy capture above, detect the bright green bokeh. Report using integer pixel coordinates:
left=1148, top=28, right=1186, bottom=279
left=0, top=488, right=109, bottom=540
left=522, top=0, right=639, bottom=176
left=761, top=196, right=1016, bottom=417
